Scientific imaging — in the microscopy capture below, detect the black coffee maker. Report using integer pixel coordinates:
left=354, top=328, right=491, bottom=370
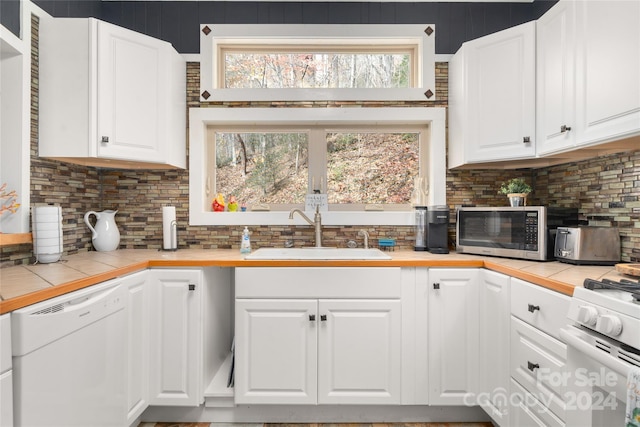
left=426, top=205, right=449, bottom=254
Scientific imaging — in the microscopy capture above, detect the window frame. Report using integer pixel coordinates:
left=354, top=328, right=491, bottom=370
left=189, top=107, right=446, bottom=226
left=199, top=24, right=436, bottom=101
left=209, top=125, right=428, bottom=212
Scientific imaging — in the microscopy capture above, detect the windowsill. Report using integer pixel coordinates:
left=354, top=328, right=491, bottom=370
left=190, top=210, right=415, bottom=227
left=203, top=88, right=435, bottom=102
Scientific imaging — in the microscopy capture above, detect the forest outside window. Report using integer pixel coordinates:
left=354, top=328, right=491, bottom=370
left=211, top=127, right=424, bottom=213
left=189, top=108, right=447, bottom=226
left=199, top=24, right=436, bottom=101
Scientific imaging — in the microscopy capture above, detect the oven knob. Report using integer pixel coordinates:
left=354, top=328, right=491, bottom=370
left=577, top=305, right=598, bottom=326
left=596, top=314, right=623, bottom=336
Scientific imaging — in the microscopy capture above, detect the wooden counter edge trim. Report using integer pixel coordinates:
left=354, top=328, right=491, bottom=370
left=0, top=262, right=149, bottom=314
left=484, top=261, right=575, bottom=296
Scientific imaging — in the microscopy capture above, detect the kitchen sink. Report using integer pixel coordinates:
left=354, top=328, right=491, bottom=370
left=244, top=247, right=392, bottom=260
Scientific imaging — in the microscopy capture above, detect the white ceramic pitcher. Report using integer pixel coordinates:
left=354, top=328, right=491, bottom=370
left=84, top=210, right=120, bottom=251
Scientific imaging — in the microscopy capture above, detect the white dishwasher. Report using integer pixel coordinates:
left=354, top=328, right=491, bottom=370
left=12, top=280, right=127, bottom=427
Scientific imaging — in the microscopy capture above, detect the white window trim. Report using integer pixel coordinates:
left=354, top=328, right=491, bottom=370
left=189, top=107, right=446, bottom=226
left=199, top=24, right=436, bottom=102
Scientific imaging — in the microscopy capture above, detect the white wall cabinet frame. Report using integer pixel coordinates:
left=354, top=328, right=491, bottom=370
left=38, top=16, right=186, bottom=169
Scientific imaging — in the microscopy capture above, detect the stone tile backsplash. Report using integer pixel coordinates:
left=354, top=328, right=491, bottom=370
left=1, top=15, right=637, bottom=266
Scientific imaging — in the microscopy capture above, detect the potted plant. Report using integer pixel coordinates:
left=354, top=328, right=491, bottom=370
left=499, top=178, right=532, bottom=207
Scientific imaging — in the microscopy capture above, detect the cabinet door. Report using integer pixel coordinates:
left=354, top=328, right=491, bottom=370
left=428, top=268, right=480, bottom=405
left=0, top=314, right=12, bottom=427
left=148, top=269, right=202, bottom=406
left=575, top=1, right=640, bottom=146
left=318, top=299, right=401, bottom=405
left=96, top=21, right=166, bottom=162
left=466, top=22, right=536, bottom=162
left=124, top=271, right=149, bottom=423
left=235, top=299, right=318, bottom=405
left=536, top=0, right=576, bottom=156
left=479, top=270, right=510, bottom=426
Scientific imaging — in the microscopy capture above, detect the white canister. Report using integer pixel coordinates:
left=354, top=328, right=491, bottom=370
left=32, top=205, right=63, bottom=263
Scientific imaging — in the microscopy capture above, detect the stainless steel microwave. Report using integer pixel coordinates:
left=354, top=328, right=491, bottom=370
left=456, top=206, right=579, bottom=261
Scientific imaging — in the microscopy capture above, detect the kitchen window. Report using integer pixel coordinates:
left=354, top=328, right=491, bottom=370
left=210, top=127, right=425, bottom=212
left=199, top=24, right=436, bottom=101
left=189, top=107, right=446, bottom=226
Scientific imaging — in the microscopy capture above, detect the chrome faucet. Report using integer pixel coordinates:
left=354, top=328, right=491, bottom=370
left=358, top=229, right=370, bottom=249
left=289, top=205, right=323, bottom=248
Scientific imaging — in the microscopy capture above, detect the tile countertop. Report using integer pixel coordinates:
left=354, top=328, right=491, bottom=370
left=0, top=249, right=631, bottom=314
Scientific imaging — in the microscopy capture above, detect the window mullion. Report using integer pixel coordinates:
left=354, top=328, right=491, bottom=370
left=307, top=128, right=327, bottom=194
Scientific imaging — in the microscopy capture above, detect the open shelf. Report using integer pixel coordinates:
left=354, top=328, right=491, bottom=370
left=0, top=232, right=32, bottom=246
left=204, top=352, right=234, bottom=407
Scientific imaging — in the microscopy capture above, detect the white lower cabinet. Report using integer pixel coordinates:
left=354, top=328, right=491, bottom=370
left=428, top=268, right=480, bottom=405
left=510, top=378, right=565, bottom=427
left=235, top=298, right=401, bottom=405
left=478, top=270, right=510, bottom=426
left=509, top=278, right=570, bottom=425
left=148, top=268, right=203, bottom=406
left=124, top=271, right=150, bottom=424
left=234, top=267, right=403, bottom=406
left=0, top=314, right=12, bottom=427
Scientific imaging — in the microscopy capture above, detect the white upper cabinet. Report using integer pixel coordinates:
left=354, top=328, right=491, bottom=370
left=39, top=17, right=186, bottom=169
left=537, top=0, right=640, bottom=156
left=536, top=0, right=576, bottom=156
left=448, top=22, right=536, bottom=168
left=574, top=0, right=640, bottom=147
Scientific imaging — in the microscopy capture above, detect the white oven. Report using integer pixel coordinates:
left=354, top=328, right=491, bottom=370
left=559, top=279, right=640, bottom=427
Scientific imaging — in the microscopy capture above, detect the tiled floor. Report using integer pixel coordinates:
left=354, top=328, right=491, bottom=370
left=139, top=423, right=493, bottom=427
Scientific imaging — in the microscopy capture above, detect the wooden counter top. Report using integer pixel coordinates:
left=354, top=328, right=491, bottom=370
left=0, top=248, right=629, bottom=314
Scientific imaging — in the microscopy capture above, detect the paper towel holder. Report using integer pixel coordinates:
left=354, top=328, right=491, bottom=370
left=161, top=220, right=178, bottom=251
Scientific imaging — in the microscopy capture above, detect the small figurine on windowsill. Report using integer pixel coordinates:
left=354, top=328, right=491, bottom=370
left=212, top=193, right=226, bottom=212
left=228, top=196, right=238, bottom=212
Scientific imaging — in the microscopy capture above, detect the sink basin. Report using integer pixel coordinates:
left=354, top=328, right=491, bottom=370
left=244, top=247, right=392, bottom=260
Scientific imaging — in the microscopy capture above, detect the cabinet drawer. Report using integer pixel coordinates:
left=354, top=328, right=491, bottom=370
left=236, top=267, right=401, bottom=299
left=510, top=378, right=565, bottom=427
left=511, top=278, right=570, bottom=340
left=511, top=316, right=567, bottom=421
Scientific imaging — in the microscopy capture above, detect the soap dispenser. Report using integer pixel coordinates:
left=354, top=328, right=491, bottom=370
left=240, top=227, right=251, bottom=254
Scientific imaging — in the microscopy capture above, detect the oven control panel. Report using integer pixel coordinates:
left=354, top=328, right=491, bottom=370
left=567, top=299, right=637, bottom=346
